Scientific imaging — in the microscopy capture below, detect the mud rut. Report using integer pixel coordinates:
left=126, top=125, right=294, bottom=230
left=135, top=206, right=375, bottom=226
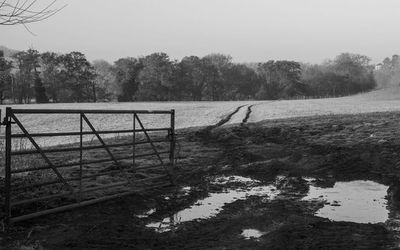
left=208, top=104, right=246, bottom=128
left=205, top=102, right=264, bottom=130
left=241, top=104, right=254, bottom=123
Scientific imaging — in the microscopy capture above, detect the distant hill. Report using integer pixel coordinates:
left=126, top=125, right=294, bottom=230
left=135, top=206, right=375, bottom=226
left=0, top=45, right=19, bottom=58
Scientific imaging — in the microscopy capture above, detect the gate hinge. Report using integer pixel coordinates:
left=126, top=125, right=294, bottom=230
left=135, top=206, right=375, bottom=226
left=167, top=130, right=175, bottom=141
left=0, top=117, right=15, bottom=126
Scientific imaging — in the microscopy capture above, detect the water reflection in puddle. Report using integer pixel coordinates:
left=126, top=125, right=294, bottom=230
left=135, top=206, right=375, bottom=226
left=303, top=180, right=389, bottom=223
left=137, top=208, right=156, bottom=219
left=137, top=187, right=191, bottom=219
left=145, top=176, right=391, bottom=233
left=146, top=184, right=279, bottom=232
left=241, top=229, right=265, bottom=240
left=211, top=175, right=259, bottom=185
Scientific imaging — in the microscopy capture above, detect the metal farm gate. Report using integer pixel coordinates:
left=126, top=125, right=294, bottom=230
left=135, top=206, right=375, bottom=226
left=0, top=108, right=175, bottom=226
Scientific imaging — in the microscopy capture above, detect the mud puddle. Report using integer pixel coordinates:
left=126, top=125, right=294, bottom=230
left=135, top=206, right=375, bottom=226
left=146, top=176, right=279, bottom=232
left=303, top=180, right=389, bottom=223
left=145, top=176, right=391, bottom=233
left=241, top=229, right=265, bottom=240
left=137, top=208, right=156, bottom=218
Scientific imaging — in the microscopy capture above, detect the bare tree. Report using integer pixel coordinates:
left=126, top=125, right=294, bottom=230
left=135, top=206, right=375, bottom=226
left=0, top=0, right=66, bottom=26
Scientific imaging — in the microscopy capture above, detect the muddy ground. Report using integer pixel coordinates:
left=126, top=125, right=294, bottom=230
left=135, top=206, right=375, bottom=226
left=4, top=111, right=400, bottom=249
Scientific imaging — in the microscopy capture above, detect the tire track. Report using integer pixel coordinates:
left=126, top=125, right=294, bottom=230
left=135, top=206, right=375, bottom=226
left=241, top=104, right=254, bottom=124
left=241, top=101, right=277, bottom=124
left=197, top=101, right=272, bottom=137
left=213, top=104, right=247, bottom=128
left=196, top=105, right=247, bottom=137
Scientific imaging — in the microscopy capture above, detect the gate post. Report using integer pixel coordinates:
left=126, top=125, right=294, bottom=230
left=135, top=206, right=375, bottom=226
left=4, top=107, right=12, bottom=226
left=79, top=112, right=83, bottom=202
left=133, top=113, right=136, bottom=172
left=169, top=109, right=175, bottom=167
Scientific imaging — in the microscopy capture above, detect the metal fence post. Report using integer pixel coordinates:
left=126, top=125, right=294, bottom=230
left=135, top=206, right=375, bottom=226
left=79, top=112, right=83, bottom=202
left=169, top=109, right=175, bottom=167
left=4, top=107, right=12, bottom=226
left=133, top=113, right=136, bottom=172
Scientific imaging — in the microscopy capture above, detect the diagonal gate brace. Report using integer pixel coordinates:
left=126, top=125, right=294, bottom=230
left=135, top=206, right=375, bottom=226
left=134, top=114, right=174, bottom=184
left=10, top=113, right=75, bottom=193
left=81, top=113, right=132, bottom=183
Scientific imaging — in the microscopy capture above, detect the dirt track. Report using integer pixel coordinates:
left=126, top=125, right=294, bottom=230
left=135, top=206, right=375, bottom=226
left=3, top=109, right=400, bottom=249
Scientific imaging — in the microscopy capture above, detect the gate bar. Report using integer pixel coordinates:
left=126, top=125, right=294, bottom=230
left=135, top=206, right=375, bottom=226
left=9, top=178, right=171, bottom=224
left=12, top=139, right=170, bottom=155
left=12, top=164, right=166, bottom=191
left=11, top=180, right=130, bottom=206
left=11, top=174, right=168, bottom=207
left=11, top=128, right=170, bottom=138
left=10, top=109, right=172, bottom=114
left=11, top=151, right=170, bottom=174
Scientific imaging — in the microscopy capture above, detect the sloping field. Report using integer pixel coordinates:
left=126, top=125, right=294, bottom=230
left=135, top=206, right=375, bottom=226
left=249, top=87, right=400, bottom=122
left=0, top=101, right=258, bottom=146
left=2, top=87, right=400, bottom=147
left=0, top=101, right=253, bottom=129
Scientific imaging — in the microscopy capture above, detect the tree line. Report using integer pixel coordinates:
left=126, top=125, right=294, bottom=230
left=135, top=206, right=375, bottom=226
left=374, top=55, right=400, bottom=89
left=0, top=49, right=377, bottom=104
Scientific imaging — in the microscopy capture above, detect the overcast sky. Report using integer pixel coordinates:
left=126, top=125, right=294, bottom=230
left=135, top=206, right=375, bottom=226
left=1, top=0, right=399, bottom=63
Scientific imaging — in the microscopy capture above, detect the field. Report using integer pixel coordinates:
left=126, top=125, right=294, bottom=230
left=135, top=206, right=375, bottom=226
left=3, top=87, right=400, bottom=140
left=0, top=101, right=257, bottom=147
left=4, top=88, right=400, bottom=249
left=249, top=88, right=400, bottom=122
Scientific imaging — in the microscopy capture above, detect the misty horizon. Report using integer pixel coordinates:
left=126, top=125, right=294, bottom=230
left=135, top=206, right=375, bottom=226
left=0, top=44, right=397, bottom=66
left=2, top=0, right=400, bottom=64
